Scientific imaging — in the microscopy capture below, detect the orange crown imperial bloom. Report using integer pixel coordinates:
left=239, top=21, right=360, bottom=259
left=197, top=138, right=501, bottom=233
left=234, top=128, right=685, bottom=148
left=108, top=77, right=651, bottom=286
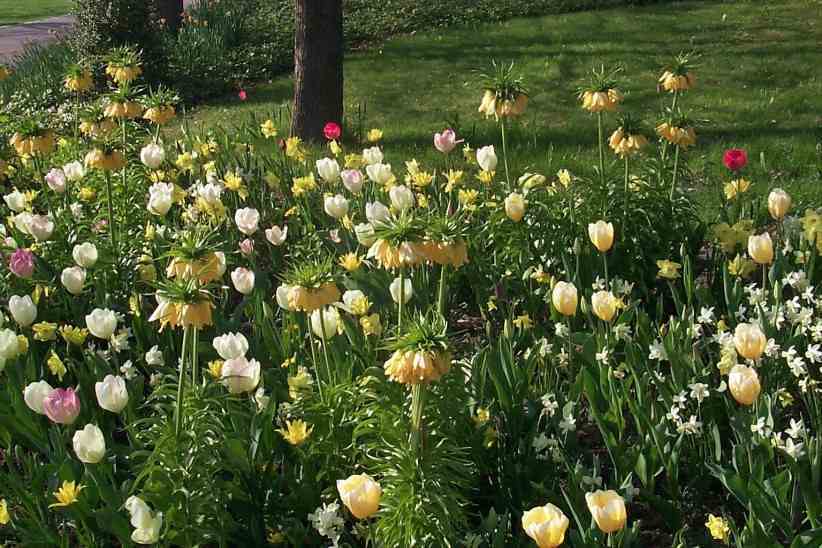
left=65, top=70, right=93, bottom=92
left=287, top=283, right=340, bottom=313
left=656, top=122, right=696, bottom=149
left=166, top=253, right=224, bottom=285
left=84, top=149, right=126, bottom=172
left=384, top=349, right=452, bottom=385
left=149, top=296, right=215, bottom=331
left=367, top=239, right=425, bottom=270
left=608, top=128, right=648, bottom=157
left=659, top=70, right=695, bottom=92
left=144, top=106, right=176, bottom=125
left=10, top=131, right=55, bottom=156
left=581, top=89, right=622, bottom=112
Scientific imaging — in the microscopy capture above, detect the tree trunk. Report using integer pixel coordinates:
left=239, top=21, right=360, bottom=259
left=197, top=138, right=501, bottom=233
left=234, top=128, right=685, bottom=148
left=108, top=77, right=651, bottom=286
left=291, top=0, right=343, bottom=142
left=157, top=0, right=184, bottom=32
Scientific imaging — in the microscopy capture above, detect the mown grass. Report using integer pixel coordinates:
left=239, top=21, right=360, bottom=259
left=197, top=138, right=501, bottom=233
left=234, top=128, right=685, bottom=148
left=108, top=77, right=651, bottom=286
left=0, top=0, right=72, bottom=25
left=181, top=0, right=822, bottom=216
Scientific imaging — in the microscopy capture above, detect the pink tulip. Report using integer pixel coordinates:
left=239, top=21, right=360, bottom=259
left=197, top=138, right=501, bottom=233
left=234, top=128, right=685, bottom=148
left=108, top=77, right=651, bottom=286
left=8, top=248, right=35, bottom=279
left=434, top=129, right=462, bottom=153
left=239, top=238, right=254, bottom=257
left=43, top=388, right=81, bottom=424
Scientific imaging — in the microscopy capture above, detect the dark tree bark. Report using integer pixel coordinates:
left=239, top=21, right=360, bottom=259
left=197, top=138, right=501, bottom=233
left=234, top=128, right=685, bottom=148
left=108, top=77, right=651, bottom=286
left=157, top=0, right=184, bottom=32
left=291, top=0, right=343, bottom=142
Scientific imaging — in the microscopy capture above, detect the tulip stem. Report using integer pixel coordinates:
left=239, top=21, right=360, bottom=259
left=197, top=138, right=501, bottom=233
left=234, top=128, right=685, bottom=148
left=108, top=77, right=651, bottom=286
left=669, top=145, right=681, bottom=201
left=500, top=119, right=511, bottom=190
left=603, top=253, right=610, bottom=292
left=104, top=171, right=117, bottom=253
left=623, top=155, right=629, bottom=220
left=437, top=265, right=448, bottom=319
left=319, top=308, right=334, bottom=385
left=307, top=320, right=325, bottom=402
left=762, top=264, right=767, bottom=292
left=565, top=316, right=573, bottom=371
left=597, top=112, right=605, bottom=187
left=175, top=325, right=191, bottom=439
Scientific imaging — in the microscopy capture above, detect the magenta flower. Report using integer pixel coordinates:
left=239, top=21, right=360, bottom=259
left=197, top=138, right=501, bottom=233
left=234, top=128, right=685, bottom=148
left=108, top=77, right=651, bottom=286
left=434, top=129, right=462, bottom=154
left=43, top=388, right=81, bottom=425
left=8, top=248, right=35, bottom=279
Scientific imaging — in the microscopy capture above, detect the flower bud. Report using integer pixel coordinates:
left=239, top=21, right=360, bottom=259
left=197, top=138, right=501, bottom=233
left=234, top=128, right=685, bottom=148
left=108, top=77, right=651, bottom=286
left=365, top=202, right=390, bottom=224
left=316, top=157, right=341, bottom=183
left=366, top=163, right=393, bottom=186
left=586, top=490, right=627, bottom=534
left=552, top=281, right=578, bottom=317
left=389, top=185, right=415, bottom=212
left=265, top=225, right=287, bottom=246
left=341, top=169, right=364, bottom=194
left=747, top=232, right=773, bottom=265
left=588, top=220, right=614, bottom=252
left=728, top=364, right=761, bottom=405
left=231, top=267, right=255, bottom=295
left=337, top=474, right=382, bottom=519
left=63, top=161, right=85, bottom=182
left=73, top=242, right=98, bottom=268
left=310, top=306, right=339, bottom=339
left=212, top=332, right=249, bottom=360
left=733, top=323, right=766, bottom=361
left=505, top=193, right=525, bottom=222
left=522, top=503, right=570, bottom=548
left=234, top=207, right=260, bottom=236
left=389, top=277, right=413, bottom=304
left=355, top=223, right=377, bottom=246
left=27, top=214, right=54, bottom=241
left=767, top=188, right=791, bottom=220
left=140, top=143, right=165, bottom=169
left=324, top=194, right=350, bottom=219
left=95, top=374, right=129, bottom=413
left=9, top=295, right=37, bottom=327
left=362, top=146, right=383, bottom=166
left=73, top=424, right=106, bottom=464
left=221, top=356, right=261, bottom=394
left=591, top=290, right=617, bottom=322
left=85, top=308, right=117, bottom=339
left=24, top=380, right=53, bottom=414
left=476, top=145, right=498, bottom=172
left=43, top=387, right=81, bottom=424
left=45, top=168, right=67, bottom=193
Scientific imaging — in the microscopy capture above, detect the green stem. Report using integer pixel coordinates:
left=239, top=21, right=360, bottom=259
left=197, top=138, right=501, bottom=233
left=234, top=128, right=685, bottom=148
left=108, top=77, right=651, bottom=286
left=410, top=383, right=427, bottom=452
left=190, top=327, right=199, bottom=386
left=104, top=171, right=117, bottom=253
left=175, top=325, right=191, bottom=439
left=500, top=119, right=511, bottom=190
left=603, top=253, right=610, bottom=292
left=319, top=308, right=334, bottom=385
left=397, top=266, right=406, bottom=334
left=597, top=112, right=605, bottom=187
left=437, top=265, right=448, bottom=318
left=566, top=315, right=573, bottom=371
left=669, top=145, right=681, bottom=201
left=307, top=317, right=325, bottom=402
left=623, top=154, right=629, bottom=222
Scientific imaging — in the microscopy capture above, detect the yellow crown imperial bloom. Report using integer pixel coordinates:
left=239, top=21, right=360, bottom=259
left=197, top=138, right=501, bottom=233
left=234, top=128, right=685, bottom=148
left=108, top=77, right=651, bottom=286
left=287, top=283, right=340, bottom=313
left=47, top=351, right=67, bottom=381
left=724, top=178, right=751, bottom=201
left=608, top=128, right=648, bottom=157
left=360, top=313, right=383, bottom=337
left=278, top=419, right=313, bottom=446
left=0, top=498, right=9, bottom=525
left=260, top=119, right=278, bottom=139
left=64, top=70, right=93, bottom=92
left=705, top=514, right=730, bottom=543
left=655, top=122, right=696, bottom=149
left=49, top=481, right=84, bottom=508
left=656, top=259, right=682, bottom=280
left=143, top=106, right=176, bottom=125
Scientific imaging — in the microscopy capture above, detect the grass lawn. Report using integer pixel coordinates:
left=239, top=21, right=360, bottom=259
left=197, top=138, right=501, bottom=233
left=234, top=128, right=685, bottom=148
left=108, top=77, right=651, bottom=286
left=181, top=0, right=822, bottom=215
left=0, top=0, right=72, bottom=25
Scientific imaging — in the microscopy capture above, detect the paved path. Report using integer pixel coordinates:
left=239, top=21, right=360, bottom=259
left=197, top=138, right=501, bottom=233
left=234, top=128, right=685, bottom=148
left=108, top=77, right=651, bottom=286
left=0, top=1, right=196, bottom=62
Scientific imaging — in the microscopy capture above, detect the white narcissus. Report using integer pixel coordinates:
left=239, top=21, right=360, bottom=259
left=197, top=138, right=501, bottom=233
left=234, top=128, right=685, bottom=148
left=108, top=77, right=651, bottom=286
left=234, top=207, right=260, bottom=236
left=85, top=308, right=118, bottom=339
left=9, top=295, right=37, bottom=327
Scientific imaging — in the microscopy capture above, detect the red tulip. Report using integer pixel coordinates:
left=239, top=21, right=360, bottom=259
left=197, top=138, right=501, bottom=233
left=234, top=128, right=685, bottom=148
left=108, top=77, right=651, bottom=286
left=238, top=89, right=248, bottom=101
left=323, top=122, right=341, bottom=141
left=723, top=148, right=747, bottom=171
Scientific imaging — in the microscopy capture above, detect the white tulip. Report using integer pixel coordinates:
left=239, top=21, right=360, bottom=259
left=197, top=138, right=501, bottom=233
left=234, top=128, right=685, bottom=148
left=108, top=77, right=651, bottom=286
left=212, top=332, right=249, bottom=360
left=234, top=207, right=260, bottom=235
left=73, top=424, right=106, bottom=464
left=86, top=308, right=117, bottom=339
left=45, top=168, right=67, bottom=193
left=147, top=183, right=174, bottom=216
left=197, top=182, right=223, bottom=205
left=27, top=214, right=54, bottom=241
left=341, top=169, right=364, bottom=194
left=140, top=143, right=165, bottom=169
left=476, top=145, right=498, bottom=172
left=354, top=223, right=377, bottom=246
left=316, top=157, right=341, bottom=183
left=265, top=225, right=287, bottom=246
left=214, top=251, right=226, bottom=278
left=365, top=201, right=391, bottom=223
left=362, top=146, right=384, bottom=166
left=389, top=277, right=413, bottom=304
left=145, top=345, right=164, bottom=366
left=389, top=185, right=415, bottom=212
left=276, top=284, right=295, bottom=310
left=12, top=212, right=32, bottom=234
left=125, top=496, right=163, bottom=545
left=61, top=266, right=86, bottom=295
left=9, top=295, right=37, bottom=327
left=3, top=189, right=26, bottom=212
left=221, top=356, right=261, bottom=394
left=63, top=161, right=85, bottom=182
left=310, top=306, right=340, bottom=339
left=24, top=380, right=53, bottom=414
left=324, top=194, right=350, bottom=219
left=73, top=242, right=98, bottom=268
left=0, top=328, right=21, bottom=367
left=365, top=163, right=393, bottom=185
left=95, top=374, right=129, bottom=413
left=231, top=267, right=255, bottom=295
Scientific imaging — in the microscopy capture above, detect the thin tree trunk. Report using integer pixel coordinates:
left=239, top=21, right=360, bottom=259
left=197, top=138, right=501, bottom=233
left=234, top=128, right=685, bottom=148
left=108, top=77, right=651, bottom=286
left=291, top=0, right=343, bottom=142
left=157, top=0, right=184, bottom=33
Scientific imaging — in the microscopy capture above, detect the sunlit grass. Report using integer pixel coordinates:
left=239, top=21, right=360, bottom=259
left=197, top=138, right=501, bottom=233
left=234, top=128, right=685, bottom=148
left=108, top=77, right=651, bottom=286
left=0, top=0, right=72, bottom=25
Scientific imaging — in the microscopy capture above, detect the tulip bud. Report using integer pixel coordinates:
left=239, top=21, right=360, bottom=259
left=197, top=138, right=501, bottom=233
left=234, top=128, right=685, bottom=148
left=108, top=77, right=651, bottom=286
left=239, top=238, right=254, bottom=257
left=733, top=323, right=766, bottom=361
left=147, top=183, right=173, bottom=216
left=747, top=232, right=773, bottom=265
left=73, top=424, right=106, bottom=464
left=505, top=193, right=526, bottom=222
left=85, top=308, right=118, bottom=339
left=324, top=194, right=350, bottom=219
left=728, top=364, right=761, bottom=405
left=42, top=387, right=81, bottom=424
left=767, top=188, right=791, bottom=220
left=234, top=207, right=260, bottom=236
left=316, top=157, right=341, bottom=183
left=140, top=143, right=165, bottom=169
left=23, top=380, right=53, bottom=414
left=212, top=332, right=249, bottom=361
left=27, top=214, right=54, bottom=242
left=265, top=225, right=288, bottom=246
left=45, top=168, right=67, bottom=193
left=434, top=129, right=459, bottom=153
left=341, top=169, right=364, bottom=194
left=585, top=490, right=627, bottom=534
left=337, top=474, right=382, bottom=519
left=3, top=189, right=26, bottom=212
left=310, top=306, right=339, bottom=339
left=95, top=374, right=129, bottom=413
left=552, top=281, right=578, bottom=317
left=588, top=220, right=614, bottom=253
left=389, top=185, right=415, bottom=212
left=276, top=284, right=295, bottom=311
left=366, top=163, right=393, bottom=186
left=362, top=146, right=383, bottom=166
left=221, top=356, right=261, bottom=394
left=73, top=242, right=98, bottom=268
left=61, top=266, right=86, bottom=295
left=389, top=277, right=413, bottom=304
left=8, top=295, right=37, bottom=327
left=476, top=145, right=498, bottom=172
left=365, top=202, right=390, bottom=224
left=63, top=161, right=85, bottom=182
left=591, top=291, right=617, bottom=322
left=522, top=503, right=570, bottom=548
left=0, top=328, right=21, bottom=365
left=231, top=267, right=255, bottom=295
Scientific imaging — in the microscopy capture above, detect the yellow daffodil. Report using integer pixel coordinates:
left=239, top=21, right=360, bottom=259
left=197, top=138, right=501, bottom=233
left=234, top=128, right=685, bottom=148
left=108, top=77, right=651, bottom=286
left=360, top=313, right=382, bottom=336
left=724, top=178, right=751, bottom=200
left=278, top=419, right=313, bottom=446
left=705, top=514, right=730, bottom=543
left=285, top=137, right=307, bottom=162
left=0, top=498, right=9, bottom=524
left=60, top=326, right=89, bottom=346
left=291, top=173, right=317, bottom=197
left=261, top=119, right=278, bottom=138
left=208, top=360, right=224, bottom=379
left=339, top=252, right=362, bottom=272
left=727, top=254, right=756, bottom=278
left=49, top=481, right=84, bottom=508
left=656, top=259, right=682, bottom=280
left=288, top=367, right=314, bottom=400
left=344, top=153, right=363, bottom=169
left=474, top=407, right=490, bottom=426
left=513, top=314, right=533, bottom=329
left=367, top=129, right=383, bottom=143
left=32, top=321, right=58, bottom=341
left=47, top=351, right=67, bottom=381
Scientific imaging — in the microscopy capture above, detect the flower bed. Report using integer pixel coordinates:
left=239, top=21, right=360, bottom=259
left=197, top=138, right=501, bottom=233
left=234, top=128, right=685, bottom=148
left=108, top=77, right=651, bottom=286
left=0, top=49, right=820, bottom=547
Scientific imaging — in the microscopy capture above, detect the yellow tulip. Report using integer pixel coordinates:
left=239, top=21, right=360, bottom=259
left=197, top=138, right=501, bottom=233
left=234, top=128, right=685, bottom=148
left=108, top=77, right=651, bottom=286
left=767, top=188, right=791, bottom=220
left=552, top=281, right=578, bottom=317
left=277, top=419, right=313, bottom=446
left=522, top=503, right=569, bottom=548
left=505, top=193, right=526, bottom=222
left=0, top=498, right=9, bottom=524
left=728, top=364, right=761, bottom=405
left=337, top=474, right=382, bottom=519
left=585, top=490, right=627, bottom=534
left=588, top=220, right=614, bottom=252
left=49, top=480, right=84, bottom=508
left=747, top=232, right=773, bottom=265
left=591, top=291, right=618, bottom=322
left=733, top=323, right=766, bottom=361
